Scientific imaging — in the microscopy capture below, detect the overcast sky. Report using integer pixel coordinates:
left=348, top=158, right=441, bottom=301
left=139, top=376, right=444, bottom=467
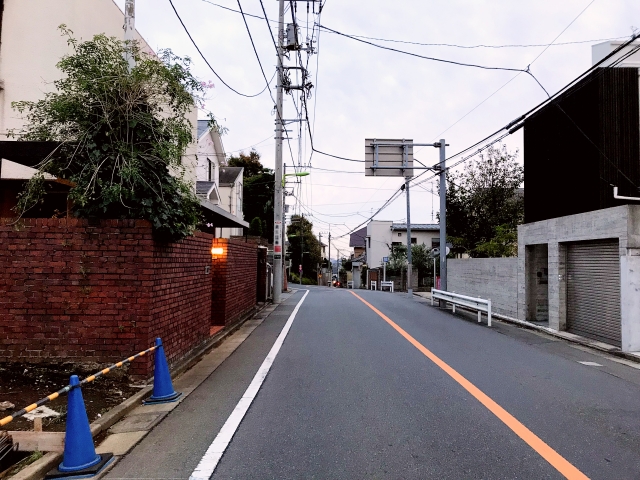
left=115, top=0, right=637, bottom=254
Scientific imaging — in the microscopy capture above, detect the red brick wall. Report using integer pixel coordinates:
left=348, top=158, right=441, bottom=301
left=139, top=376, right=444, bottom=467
left=0, top=219, right=215, bottom=377
left=257, top=246, right=268, bottom=302
left=143, top=231, right=214, bottom=375
left=211, top=238, right=258, bottom=326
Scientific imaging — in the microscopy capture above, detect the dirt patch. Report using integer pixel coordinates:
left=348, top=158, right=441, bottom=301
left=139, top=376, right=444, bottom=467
left=0, top=363, right=142, bottom=433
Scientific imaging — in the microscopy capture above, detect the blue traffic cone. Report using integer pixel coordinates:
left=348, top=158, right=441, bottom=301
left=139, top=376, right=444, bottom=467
left=45, top=375, right=113, bottom=479
left=144, top=338, right=182, bottom=405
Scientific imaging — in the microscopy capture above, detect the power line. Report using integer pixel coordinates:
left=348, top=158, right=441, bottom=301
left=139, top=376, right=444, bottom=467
left=319, top=32, right=626, bottom=50
left=528, top=0, right=598, bottom=67
left=308, top=166, right=361, bottom=174
left=168, top=0, right=273, bottom=98
left=422, top=0, right=601, bottom=146
left=317, top=24, right=529, bottom=73
left=236, top=0, right=298, bottom=167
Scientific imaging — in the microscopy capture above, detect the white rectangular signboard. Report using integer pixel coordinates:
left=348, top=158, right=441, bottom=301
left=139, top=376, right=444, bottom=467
left=365, top=138, right=414, bottom=177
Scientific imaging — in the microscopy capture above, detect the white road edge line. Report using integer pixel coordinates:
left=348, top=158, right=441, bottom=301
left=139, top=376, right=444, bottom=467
left=578, top=361, right=603, bottom=367
left=189, top=289, right=310, bottom=480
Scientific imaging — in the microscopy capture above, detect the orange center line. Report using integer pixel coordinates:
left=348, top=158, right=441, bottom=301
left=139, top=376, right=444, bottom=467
left=349, top=291, right=589, bottom=480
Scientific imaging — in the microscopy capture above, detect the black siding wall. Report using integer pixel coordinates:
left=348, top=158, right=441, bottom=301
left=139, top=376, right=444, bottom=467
left=524, top=68, right=640, bottom=223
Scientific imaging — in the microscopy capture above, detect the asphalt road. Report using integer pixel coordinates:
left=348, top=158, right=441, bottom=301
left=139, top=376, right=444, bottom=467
left=106, top=286, right=640, bottom=479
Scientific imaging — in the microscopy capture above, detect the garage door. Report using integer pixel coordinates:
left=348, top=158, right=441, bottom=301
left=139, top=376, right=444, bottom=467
left=567, top=239, right=621, bottom=347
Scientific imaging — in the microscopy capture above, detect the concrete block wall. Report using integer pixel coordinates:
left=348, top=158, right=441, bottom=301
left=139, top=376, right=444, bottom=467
left=518, top=206, right=632, bottom=330
left=448, top=258, right=518, bottom=318
left=518, top=205, right=640, bottom=351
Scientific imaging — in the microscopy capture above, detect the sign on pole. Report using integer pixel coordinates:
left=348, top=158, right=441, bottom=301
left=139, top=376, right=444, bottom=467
left=364, top=139, right=414, bottom=177
left=383, top=256, right=389, bottom=263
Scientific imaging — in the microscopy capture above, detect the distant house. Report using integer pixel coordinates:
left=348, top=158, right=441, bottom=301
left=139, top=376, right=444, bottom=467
left=349, top=226, right=367, bottom=261
left=217, top=167, right=244, bottom=237
left=195, top=120, right=223, bottom=203
left=195, top=120, right=247, bottom=235
left=365, top=220, right=439, bottom=268
left=0, top=3, right=247, bottom=231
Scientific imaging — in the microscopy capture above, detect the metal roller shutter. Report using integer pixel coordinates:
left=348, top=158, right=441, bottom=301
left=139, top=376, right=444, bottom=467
left=567, top=239, right=621, bottom=347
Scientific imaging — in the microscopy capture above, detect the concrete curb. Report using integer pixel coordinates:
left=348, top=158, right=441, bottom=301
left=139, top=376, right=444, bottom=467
left=422, top=296, right=640, bottom=365
left=8, top=302, right=273, bottom=480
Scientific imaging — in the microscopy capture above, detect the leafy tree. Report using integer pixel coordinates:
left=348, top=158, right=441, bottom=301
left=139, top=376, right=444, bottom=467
left=286, top=215, right=321, bottom=281
left=10, top=28, right=209, bottom=242
left=474, top=224, right=518, bottom=257
left=232, top=150, right=274, bottom=241
left=248, top=216, right=263, bottom=236
left=411, top=243, right=433, bottom=285
left=228, top=150, right=264, bottom=178
left=387, top=243, right=433, bottom=285
left=443, top=145, right=523, bottom=257
left=387, top=243, right=407, bottom=275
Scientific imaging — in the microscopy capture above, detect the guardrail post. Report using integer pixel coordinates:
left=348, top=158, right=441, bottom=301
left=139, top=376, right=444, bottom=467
left=431, top=288, right=434, bottom=306
left=488, top=299, right=492, bottom=327
left=477, top=310, right=482, bottom=323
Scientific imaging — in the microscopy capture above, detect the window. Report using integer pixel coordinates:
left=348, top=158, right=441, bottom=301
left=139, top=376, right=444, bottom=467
left=432, top=238, right=440, bottom=248
left=208, top=158, right=213, bottom=181
left=411, top=238, right=417, bottom=244
left=391, top=242, right=401, bottom=247
left=397, top=233, right=401, bottom=237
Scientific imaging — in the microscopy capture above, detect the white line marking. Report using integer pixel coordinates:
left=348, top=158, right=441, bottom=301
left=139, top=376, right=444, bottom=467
left=578, top=361, right=603, bottom=367
left=189, top=290, right=310, bottom=480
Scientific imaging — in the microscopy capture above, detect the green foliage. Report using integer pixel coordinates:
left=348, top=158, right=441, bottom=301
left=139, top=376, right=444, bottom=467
left=474, top=224, right=518, bottom=257
left=443, top=145, right=523, bottom=257
left=342, top=258, right=353, bottom=271
left=233, top=150, right=274, bottom=241
left=228, top=150, right=265, bottom=178
left=286, top=215, right=322, bottom=279
left=387, top=244, right=407, bottom=275
left=10, top=27, right=207, bottom=242
left=360, top=265, right=368, bottom=286
left=290, top=273, right=316, bottom=285
left=249, top=216, right=263, bottom=236
left=411, top=243, right=433, bottom=282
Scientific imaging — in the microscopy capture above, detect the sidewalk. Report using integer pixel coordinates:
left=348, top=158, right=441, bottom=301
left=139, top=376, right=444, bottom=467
left=12, top=290, right=301, bottom=480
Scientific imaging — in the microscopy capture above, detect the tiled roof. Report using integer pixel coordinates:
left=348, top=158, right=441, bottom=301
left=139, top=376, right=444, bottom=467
left=219, top=167, right=243, bottom=184
left=349, top=226, right=367, bottom=247
left=196, top=181, right=215, bottom=196
left=391, top=223, right=439, bottom=231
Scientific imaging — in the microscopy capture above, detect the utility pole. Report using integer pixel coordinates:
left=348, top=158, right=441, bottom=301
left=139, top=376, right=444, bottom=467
left=328, top=229, right=332, bottom=288
left=438, top=139, right=447, bottom=291
left=405, top=178, right=412, bottom=298
left=318, top=232, right=323, bottom=286
left=282, top=164, right=287, bottom=288
left=272, top=0, right=285, bottom=304
left=300, top=218, right=304, bottom=286
left=123, top=0, right=136, bottom=70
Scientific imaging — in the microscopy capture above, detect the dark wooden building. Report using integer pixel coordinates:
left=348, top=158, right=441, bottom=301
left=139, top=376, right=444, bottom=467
left=523, top=67, right=640, bottom=224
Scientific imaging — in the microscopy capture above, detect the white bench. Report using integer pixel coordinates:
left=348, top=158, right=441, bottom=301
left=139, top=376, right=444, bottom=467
left=380, top=281, right=394, bottom=292
left=347, top=281, right=354, bottom=289
left=370, top=281, right=377, bottom=290
left=431, top=288, right=492, bottom=326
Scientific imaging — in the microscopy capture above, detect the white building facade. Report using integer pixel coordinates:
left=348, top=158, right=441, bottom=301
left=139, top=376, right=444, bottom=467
left=0, top=0, right=198, bottom=185
left=365, top=220, right=440, bottom=268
